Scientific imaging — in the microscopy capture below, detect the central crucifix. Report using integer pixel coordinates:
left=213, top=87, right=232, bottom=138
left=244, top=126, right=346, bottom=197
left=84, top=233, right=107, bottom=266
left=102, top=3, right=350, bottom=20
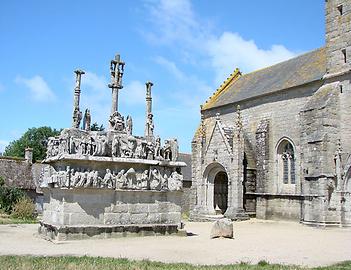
left=108, top=54, right=125, bottom=115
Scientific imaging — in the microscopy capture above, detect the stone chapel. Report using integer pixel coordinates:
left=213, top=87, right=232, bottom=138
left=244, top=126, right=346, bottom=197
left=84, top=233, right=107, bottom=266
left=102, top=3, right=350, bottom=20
left=190, top=0, right=351, bottom=226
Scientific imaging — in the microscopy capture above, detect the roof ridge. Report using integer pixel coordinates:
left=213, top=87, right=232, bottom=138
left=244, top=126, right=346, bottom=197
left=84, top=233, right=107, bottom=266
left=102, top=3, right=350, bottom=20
left=202, top=68, right=242, bottom=110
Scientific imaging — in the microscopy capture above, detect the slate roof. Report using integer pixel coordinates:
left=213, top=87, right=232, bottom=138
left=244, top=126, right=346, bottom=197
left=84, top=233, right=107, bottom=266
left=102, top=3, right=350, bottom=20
left=202, top=47, right=326, bottom=110
left=178, top=153, right=192, bottom=181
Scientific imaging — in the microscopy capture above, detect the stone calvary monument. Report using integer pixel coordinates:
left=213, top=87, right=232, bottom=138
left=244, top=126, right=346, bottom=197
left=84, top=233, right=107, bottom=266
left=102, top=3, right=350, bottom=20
left=39, top=54, right=186, bottom=240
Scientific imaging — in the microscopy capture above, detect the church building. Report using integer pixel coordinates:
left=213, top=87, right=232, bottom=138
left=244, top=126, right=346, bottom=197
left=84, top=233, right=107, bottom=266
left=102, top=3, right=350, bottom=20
left=190, top=0, right=351, bottom=226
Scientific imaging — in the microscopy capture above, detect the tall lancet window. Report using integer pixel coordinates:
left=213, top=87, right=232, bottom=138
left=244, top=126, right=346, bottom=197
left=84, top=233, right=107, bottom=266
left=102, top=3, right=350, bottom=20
left=278, top=140, right=296, bottom=185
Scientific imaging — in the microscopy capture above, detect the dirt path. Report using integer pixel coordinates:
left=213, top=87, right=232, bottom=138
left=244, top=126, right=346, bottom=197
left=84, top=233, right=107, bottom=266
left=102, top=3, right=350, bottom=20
left=0, top=219, right=350, bottom=267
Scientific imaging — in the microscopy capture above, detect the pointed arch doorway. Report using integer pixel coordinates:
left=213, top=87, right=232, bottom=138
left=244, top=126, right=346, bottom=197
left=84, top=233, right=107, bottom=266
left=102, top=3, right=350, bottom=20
left=213, top=171, right=228, bottom=214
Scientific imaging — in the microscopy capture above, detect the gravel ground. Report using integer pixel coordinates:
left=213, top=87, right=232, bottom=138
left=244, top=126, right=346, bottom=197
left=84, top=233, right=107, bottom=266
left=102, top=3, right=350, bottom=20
left=0, top=219, right=350, bottom=267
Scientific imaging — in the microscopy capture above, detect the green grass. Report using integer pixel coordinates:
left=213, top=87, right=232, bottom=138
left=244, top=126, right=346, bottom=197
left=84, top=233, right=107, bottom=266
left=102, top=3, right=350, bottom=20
left=0, top=256, right=349, bottom=270
left=0, top=213, right=37, bottom=224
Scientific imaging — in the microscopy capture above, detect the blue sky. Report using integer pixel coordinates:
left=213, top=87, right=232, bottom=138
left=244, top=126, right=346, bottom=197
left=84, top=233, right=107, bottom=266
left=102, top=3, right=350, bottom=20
left=0, top=0, right=324, bottom=153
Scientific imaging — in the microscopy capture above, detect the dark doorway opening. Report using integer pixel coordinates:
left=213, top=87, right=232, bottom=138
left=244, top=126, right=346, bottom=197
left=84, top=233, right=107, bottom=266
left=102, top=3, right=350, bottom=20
left=213, top=172, right=228, bottom=214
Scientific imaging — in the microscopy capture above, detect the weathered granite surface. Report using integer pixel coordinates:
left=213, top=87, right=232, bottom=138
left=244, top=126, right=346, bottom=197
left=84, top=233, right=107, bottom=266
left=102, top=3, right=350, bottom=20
left=40, top=54, right=186, bottom=240
left=190, top=0, right=351, bottom=227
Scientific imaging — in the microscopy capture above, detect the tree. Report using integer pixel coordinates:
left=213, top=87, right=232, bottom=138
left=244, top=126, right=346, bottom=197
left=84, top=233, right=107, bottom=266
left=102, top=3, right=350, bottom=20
left=90, top=122, right=105, bottom=131
left=4, top=127, right=60, bottom=161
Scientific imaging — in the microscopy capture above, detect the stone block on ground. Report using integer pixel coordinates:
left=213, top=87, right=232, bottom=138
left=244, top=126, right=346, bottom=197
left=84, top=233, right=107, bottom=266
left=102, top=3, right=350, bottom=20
left=210, top=218, right=233, bottom=239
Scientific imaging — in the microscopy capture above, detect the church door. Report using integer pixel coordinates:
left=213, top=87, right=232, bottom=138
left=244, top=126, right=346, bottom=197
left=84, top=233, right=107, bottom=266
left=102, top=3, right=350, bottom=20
left=213, top=172, right=228, bottom=214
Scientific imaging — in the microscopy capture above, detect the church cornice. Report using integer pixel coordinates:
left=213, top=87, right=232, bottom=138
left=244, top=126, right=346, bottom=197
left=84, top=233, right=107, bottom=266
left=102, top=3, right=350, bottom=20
left=202, top=68, right=242, bottom=111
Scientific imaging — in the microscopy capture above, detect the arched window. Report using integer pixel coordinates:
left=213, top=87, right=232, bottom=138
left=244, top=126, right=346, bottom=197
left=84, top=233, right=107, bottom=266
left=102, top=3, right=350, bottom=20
left=277, top=140, right=296, bottom=185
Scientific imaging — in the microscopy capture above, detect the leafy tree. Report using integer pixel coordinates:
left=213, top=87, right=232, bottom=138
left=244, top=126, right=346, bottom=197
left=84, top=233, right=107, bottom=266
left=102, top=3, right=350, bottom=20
left=90, top=122, right=105, bottom=131
left=3, top=127, right=60, bottom=161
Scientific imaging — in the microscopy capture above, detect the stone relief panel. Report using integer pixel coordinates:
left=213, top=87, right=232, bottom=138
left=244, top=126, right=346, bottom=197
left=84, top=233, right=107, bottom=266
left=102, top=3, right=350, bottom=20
left=42, top=165, right=183, bottom=191
left=45, top=128, right=179, bottom=162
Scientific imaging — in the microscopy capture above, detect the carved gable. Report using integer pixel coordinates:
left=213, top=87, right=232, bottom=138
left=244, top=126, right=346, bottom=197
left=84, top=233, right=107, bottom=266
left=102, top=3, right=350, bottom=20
left=205, top=120, right=233, bottom=161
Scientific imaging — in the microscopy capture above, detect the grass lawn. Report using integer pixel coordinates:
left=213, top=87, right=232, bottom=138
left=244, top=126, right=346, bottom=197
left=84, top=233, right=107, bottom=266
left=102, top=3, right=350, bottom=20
left=0, top=213, right=37, bottom=225
left=0, top=256, right=350, bottom=270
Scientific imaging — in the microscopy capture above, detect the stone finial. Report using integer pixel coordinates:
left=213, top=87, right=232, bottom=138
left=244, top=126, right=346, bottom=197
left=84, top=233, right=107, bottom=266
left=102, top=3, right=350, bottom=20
left=25, top=147, right=33, bottom=164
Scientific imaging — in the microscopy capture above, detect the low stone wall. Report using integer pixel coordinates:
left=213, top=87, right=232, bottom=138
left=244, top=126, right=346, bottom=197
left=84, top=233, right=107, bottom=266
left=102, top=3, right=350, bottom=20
left=40, top=188, right=184, bottom=240
left=256, top=195, right=302, bottom=221
left=0, top=157, right=47, bottom=213
left=0, top=157, right=35, bottom=189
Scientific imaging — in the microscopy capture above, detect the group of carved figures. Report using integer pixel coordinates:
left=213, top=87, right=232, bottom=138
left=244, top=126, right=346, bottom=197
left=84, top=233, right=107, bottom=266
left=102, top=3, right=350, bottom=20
left=46, top=131, right=179, bottom=161
left=44, top=166, right=183, bottom=191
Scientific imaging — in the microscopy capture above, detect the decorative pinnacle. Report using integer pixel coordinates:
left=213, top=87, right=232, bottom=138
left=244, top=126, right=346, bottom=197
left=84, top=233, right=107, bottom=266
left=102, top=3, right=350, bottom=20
left=145, top=81, right=153, bottom=97
left=146, top=81, right=154, bottom=88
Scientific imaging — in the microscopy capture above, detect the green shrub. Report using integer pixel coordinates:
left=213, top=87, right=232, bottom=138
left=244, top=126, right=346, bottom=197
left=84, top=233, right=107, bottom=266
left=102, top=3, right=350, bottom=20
left=11, top=197, right=35, bottom=220
left=0, top=176, right=4, bottom=187
left=0, top=186, right=26, bottom=213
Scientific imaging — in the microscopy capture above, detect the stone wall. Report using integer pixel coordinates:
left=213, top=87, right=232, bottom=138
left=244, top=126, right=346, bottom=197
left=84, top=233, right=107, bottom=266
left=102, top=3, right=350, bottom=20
left=192, top=82, right=323, bottom=220
left=202, top=81, right=323, bottom=195
left=326, top=0, right=351, bottom=75
left=0, top=156, right=47, bottom=212
left=41, top=188, right=183, bottom=240
left=256, top=195, right=301, bottom=221
left=0, top=157, right=36, bottom=190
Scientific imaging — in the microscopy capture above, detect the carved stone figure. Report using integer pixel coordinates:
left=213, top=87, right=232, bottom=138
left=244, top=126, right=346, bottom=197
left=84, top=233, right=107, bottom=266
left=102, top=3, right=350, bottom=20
left=103, top=169, right=114, bottom=188
left=73, top=107, right=82, bottom=129
left=85, top=170, right=95, bottom=187
left=72, top=169, right=81, bottom=187
left=126, top=115, right=133, bottom=135
left=92, top=171, right=100, bottom=187
left=150, top=168, right=161, bottom=190
left=170, top=139, right=179, bottom=161
left=145, top=113, right=154, bottom=139
left=115, top=169, right=125, bottom=189
left=145, top=141, right=155, bottom=160
left=112, top=135, right=120, bottom=157
left=109, top=111, right=125, bottom=131
left=168, top=169, right=183, bottom=191
left=49, top=170, right=59, bottom=187
left=134, top=140, right=144, bottom=159
left=83, top=109, right=91, bottom=131
left=137, top=170, right=149, bottom=190
left=125, top=168, right=137, bottom=189
left=155, top=136, right=161, bottom=160
left=161, top=173, right=168, bottom=190
left=162, top=140, right=172, bottom=160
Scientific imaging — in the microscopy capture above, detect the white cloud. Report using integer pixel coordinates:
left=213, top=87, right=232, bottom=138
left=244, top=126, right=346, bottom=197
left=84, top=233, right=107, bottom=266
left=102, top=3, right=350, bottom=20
left=15, top=75, right=56, bottom=102
left=0, top=140, right=8, bottom=153
left=144, top=0, right=200, bottom=46
left=120, top=80, right=146, bottom=106
left=154, top=56, right=185, bottom=80
left=83, top=71, right=108, bottom=92
left=207, top=32, right=297, bottom=84
left=143, top=0, right=297, bottom=84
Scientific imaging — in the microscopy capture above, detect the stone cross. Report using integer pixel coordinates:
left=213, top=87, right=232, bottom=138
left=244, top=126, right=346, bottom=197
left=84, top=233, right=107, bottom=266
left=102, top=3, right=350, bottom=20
left=108, top=54, right=125, bottom=115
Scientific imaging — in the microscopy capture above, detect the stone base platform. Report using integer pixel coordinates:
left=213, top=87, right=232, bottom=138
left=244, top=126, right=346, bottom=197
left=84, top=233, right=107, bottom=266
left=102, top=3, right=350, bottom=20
left=39, top=221, right=186, bottom=241
left=41, top=188, right=184, bottom=240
